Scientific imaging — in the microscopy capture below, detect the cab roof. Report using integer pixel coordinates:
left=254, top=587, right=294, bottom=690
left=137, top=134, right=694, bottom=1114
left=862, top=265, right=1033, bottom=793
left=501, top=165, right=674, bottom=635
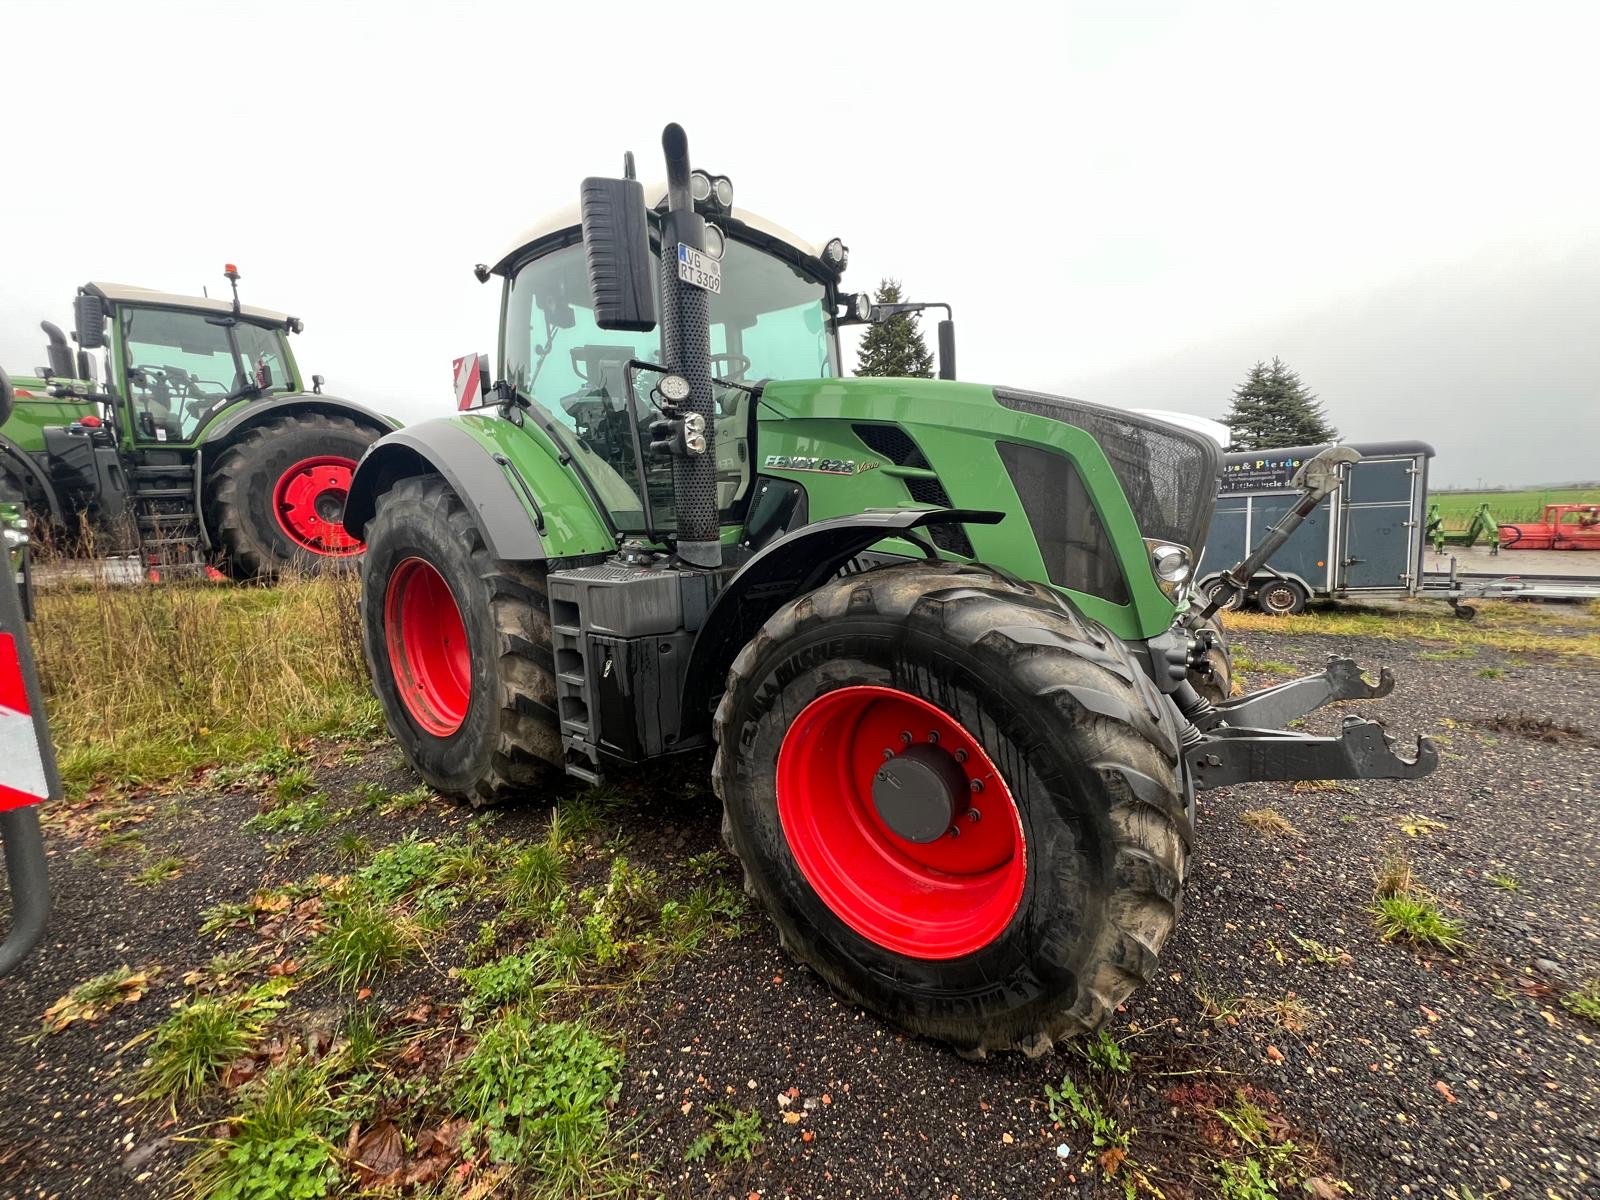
left=490, top=182, right=831, bottom=277
left=85, top=282, right=297, bottom=328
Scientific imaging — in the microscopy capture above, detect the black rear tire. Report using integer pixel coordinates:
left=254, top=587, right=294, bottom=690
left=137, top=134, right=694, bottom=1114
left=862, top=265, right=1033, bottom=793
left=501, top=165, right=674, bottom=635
left=1255, top=577, right=1307, bottom=616
left=359, top=475, right=561, bottom=804
left=206, top=412, right=383, bottom=578
left=713, top=562, right=1188, bottom=1057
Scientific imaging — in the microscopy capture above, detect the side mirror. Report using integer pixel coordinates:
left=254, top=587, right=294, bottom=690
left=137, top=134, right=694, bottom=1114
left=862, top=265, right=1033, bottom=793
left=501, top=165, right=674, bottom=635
left=0, top=367, right=14, bottom=426
left=1291, top=445, right=1361, bottom=501
left=73, top=293, right=106, bottom=350
left=312, top=374, right=325, bottom=394
left=40, top=322, right=75, bottom=380
left=579, top=176, right=657, bottom=333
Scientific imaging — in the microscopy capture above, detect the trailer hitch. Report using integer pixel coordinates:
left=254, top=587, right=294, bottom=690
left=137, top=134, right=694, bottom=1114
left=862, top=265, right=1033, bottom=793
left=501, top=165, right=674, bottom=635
left=1186, top=715, right=1438, bottom=791
left=1200, top=655, right=1394, bottom=732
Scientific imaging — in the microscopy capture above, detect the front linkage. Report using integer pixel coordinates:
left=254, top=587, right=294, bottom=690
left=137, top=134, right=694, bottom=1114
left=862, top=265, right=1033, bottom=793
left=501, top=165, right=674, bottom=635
left=1176, top=444, right=1437, bottom=794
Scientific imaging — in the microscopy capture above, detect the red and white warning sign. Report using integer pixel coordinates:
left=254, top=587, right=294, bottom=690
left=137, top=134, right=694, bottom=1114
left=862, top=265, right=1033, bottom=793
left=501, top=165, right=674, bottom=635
left=0, top=633, right=49, bottom=812
left=453, top=353, right=487, bottom=411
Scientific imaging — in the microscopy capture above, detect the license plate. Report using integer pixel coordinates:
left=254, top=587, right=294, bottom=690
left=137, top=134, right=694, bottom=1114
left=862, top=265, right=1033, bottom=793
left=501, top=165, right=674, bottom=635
left=677, top=243, right=722, bottom=294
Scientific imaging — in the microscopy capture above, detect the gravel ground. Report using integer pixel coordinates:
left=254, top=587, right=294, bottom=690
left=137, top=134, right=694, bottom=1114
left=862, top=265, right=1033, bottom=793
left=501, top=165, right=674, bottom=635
left=2, top=611, right=1596, bottom=1198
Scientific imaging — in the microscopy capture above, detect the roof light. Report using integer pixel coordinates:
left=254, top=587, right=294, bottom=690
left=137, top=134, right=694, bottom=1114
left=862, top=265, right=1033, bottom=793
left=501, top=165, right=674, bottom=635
left=822, top=238, right=848, bottom=271
left=690, top=171, right=713, bottom=203
left=224, top=263, right=240, bottom=279
left=712, top=176, right=733, bottom=208
left=703, top=224, right=725, bottom=260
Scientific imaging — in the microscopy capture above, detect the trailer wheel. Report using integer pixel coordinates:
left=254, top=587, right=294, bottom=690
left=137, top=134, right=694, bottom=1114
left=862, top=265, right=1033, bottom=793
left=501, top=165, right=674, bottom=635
left=1255, top=578, right=1307, bottom=616
left=1202, top=578, right=1243, bottom=612
left=359, top=475, right=560, bottom=804
left=206, top=413, right=384, bottom=577
left=713, top=562, right=1187, bottom=1057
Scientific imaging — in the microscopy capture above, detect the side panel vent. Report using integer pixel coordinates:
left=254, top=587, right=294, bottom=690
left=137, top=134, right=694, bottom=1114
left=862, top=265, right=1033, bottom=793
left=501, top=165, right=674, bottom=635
left=854, top=424, right=974, bottom=557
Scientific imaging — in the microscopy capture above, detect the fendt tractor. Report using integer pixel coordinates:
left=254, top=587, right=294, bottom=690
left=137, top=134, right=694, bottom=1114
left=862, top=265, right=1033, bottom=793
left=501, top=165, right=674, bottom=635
left=1, top=270, right=398, bottom=577
left=346, top=125, right=1439, bottom=1057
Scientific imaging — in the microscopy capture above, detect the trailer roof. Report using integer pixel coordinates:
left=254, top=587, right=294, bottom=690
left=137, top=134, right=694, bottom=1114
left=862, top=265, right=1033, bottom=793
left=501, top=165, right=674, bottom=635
left=490, top=183, right=831, bottom=277
left=1221, top=440, right=1436, bottom=464
left=85, top=282, right=296, bottom=327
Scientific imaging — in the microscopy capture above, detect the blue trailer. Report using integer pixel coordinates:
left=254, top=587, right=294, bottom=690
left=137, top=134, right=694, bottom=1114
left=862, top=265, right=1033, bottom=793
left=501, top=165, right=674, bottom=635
left=1196, top=441, right=1434, bottom=615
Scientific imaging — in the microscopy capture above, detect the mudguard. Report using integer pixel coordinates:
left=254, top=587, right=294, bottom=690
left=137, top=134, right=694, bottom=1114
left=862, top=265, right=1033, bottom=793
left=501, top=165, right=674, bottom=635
left=0, top=434, right=63, bottom=527
left=679, top=507, right=1004, bottom=738
left=198, top=391, right=400, bottom=448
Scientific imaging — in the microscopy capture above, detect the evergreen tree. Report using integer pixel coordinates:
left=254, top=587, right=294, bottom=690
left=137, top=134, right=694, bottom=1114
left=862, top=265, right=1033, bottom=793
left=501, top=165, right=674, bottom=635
left=1222, top=357, right=1337, bottom=449
left=854, top=279, right=934, bottom=378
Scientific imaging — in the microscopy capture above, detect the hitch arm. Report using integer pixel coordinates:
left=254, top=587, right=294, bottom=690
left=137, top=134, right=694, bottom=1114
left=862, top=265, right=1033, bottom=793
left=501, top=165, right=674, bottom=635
left=1186, top=716, right=1438, bottom=791
left=1205, top=656, right=1393, bottom=732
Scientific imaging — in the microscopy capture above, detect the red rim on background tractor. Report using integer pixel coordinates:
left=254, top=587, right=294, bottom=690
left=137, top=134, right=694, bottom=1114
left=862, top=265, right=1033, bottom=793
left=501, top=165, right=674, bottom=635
left=384, top=557, right=470, bottom=737
left=775, top=685, right=1027, bottom=959
left=273, top=456, right=362, bottom=556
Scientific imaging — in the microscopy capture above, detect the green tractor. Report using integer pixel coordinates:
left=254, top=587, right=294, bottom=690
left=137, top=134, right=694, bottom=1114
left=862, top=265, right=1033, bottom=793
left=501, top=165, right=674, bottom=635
left=346, top=126, right=1438, bottom=1056
left=2, top=270, right=399, bottom=577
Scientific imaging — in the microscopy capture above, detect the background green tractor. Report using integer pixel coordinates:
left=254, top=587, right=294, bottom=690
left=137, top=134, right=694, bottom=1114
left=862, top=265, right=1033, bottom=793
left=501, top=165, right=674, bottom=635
left=2, top=269, right=399, bottom=577
left=345, top=125, right=1438, bottom=1057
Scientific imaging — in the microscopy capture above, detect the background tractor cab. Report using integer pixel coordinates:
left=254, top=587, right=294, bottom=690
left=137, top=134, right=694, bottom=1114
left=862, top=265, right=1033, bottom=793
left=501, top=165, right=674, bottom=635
left=0, top=269, right=399, bottom=577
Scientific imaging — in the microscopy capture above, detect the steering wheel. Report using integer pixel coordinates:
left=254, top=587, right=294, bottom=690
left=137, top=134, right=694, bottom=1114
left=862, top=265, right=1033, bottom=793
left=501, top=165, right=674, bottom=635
left=709, top=353, right=752, bottom=382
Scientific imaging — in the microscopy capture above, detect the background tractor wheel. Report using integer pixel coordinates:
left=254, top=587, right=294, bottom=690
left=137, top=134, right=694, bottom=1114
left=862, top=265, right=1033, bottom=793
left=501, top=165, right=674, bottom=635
left=713, top=562, right=1188, bottom=1057
left=1255, top=577, right=1307, bottom=616
left=1187, top=610, right=1233, bottom=705
left=359, top=475, right=561, bottom=804
left=206, top=413, right=382, bottom=577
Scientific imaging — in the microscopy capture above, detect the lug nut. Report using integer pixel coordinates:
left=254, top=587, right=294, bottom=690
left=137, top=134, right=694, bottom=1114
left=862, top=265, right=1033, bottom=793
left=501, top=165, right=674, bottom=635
left=899, top=731, right=913, bottom=745
left=875, top=770, right=888, bottom=783
left=927, top=730, right=940, bottom=744
left=946, top=825, right=961, bottom=838
left=966, top=807, right=982, bottom=823
left=882, top=748, right=894, bottom=760
left=969, top=778, right=985, bottom=794
left=954, top=749, right=968, bottom=764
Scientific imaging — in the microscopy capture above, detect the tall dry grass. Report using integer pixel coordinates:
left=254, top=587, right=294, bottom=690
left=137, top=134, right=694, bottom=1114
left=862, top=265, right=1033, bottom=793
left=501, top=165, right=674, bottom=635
left=31, top=568, right=379, bottom=796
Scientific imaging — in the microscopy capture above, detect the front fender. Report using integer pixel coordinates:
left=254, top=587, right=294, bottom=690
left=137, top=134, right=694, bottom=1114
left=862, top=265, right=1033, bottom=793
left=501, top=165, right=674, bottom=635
left=344, top=417, right=615, bottom=562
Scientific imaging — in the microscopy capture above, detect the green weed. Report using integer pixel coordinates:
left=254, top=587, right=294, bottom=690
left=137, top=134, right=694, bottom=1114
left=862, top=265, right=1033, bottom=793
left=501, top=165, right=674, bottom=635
left=684, top=1103, right=765, bottom=1165
left=1475, top=667, right=1504, bottom=680
left=244, top=795, right=328, bottom=836
left=307, top=896, right=419, bottom=990
left=138, top=981, right=290, bottom=1104
left=40, top=964, right=158, bottom=1034
left=1373, top=894, right=1466, bottom=952
left=1082, top=1028, right=1133, bottom=1075
left=183, top=1053, right=342, bottom=1200
left=1561, top=979, right=1600, bottom=1022
left=1487, top=872, right=1520, bottom=892
left=132, top=855, right=184, bottom=887
left=1044, top=1075, right=1155, bottom=1198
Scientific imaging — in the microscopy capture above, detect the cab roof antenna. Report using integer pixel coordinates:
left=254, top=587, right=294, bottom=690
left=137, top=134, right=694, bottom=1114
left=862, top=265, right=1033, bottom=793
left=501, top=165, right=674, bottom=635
left=224, top=263, right=242, bottom=315
left=623, top=150, right=636, bottom=181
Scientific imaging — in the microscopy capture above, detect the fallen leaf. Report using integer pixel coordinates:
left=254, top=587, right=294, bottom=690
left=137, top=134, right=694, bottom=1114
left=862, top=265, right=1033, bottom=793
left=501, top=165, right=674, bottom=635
left=1304, top=1177, right=1345, bottom=1199
left=782, top=1111, right=803, bottom=1125
left=1265, top=1045, right=1284, bottom=1062
left=1434, top=1081, right=1459, bottom=1104
left=353, top=1119, right=404, bottom=1179
left=800, top=1129, right=815, bottom=1143
left=1099, top=1146, right=1128, bottom=1175
left=1420, top=1005, right=1441, bottom=1023
left=356, top=988, right=372, bottom=1001
left=1001, top=1132, right=1014, bottom=1144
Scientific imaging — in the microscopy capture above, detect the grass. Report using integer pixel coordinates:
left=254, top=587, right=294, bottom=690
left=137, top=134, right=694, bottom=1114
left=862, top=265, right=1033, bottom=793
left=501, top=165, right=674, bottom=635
left=1561, top=979, right=1600, bottom=1023
left=1212, top=1090, right=1308, bottom=1198
left=1241, top=807, right=1299, bottom=837
left=1222, top=600, right=1600, bottom=663
left=1231, top=653, right=1296, bottom=676
left=31, top=570, right=378, bottom=796
left=138, top=981, right=291, bottom=1104
left=243, top=795, right=330, bottom=836
left=685, top=1104, right=765, bottom=1165
left=184, top=1053, right=343, bottom=1200
left=1430, top=486, right=1600, bottom=523
left=1487, top=871, right=1520, bottom=891
left=307, top=895, right=420, bottom=990
left=1371, top=853, right=1466, bottom=952
left=1475, top=667, right=1504, bottom=680
left=131, top=854, right=184, bottom=886
left=40, top=964, right=158, bottom=1034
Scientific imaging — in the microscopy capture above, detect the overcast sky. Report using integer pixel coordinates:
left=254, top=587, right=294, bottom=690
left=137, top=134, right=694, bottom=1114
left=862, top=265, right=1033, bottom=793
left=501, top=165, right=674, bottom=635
left=4, top=1, right=1596, bottom=487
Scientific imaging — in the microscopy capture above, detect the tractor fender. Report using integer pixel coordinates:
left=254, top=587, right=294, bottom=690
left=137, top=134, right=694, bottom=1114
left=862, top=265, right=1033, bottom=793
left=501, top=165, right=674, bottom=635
left=0, top=434, right=64, bottom=527
left=679, top=507, right=1004, bottom=739
left=198, top=392, right=400, bottom=452
left=344, top=419, right=551, bottom=561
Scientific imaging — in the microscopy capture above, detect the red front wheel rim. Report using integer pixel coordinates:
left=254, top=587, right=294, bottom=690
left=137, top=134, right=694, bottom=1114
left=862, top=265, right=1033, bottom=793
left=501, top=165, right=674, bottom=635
left=273, top=455, right=362, bottom=556
left=384, top=557, right=470, bottom=736
left=775, top=685, right=1027, bottom=959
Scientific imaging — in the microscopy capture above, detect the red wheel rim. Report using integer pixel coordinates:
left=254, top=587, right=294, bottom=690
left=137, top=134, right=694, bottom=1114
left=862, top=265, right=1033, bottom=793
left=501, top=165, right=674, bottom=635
left=273, top=455, right=362, bottom=556
left=384, top=557, right=470, bottom=736
left=775, top=685, right=1026, bottom=959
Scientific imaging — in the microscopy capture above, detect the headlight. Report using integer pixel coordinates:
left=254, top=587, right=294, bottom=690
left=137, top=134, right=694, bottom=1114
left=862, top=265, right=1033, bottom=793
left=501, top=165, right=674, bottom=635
left=703, top=223, right=725, bottom=260
left=690, top=171, right=712, bottom=203
left=1145, top=539, right=1191, bottom=598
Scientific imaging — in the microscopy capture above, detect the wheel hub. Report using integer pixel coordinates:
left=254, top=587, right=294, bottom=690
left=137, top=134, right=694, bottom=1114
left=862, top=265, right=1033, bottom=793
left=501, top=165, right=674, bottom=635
left=273, top=455, right=362, bottom=556
left=872, top=743, right=965, bottom=843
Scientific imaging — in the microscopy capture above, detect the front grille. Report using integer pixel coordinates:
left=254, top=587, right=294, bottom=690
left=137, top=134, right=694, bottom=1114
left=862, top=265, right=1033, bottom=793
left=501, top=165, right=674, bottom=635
left=994, top=389, right=1219, bottom=554
left=998, top=441, right=1130, bottom=604
left=854, top=423, right=974, bottom=557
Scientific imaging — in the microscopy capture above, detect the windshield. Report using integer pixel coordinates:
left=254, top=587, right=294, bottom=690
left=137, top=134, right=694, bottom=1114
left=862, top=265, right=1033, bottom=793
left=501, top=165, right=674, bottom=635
left=120, top=307, right=293, bottom=442
left=503, top=236, right=837, bottom=533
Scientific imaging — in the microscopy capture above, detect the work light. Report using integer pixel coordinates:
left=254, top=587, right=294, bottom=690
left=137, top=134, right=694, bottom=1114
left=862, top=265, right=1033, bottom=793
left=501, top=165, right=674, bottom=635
left=690, top=171, right=712, bottom=203
left=823, top=238, right=848, bottom=270
left=703, top=224, right=726, bottom=260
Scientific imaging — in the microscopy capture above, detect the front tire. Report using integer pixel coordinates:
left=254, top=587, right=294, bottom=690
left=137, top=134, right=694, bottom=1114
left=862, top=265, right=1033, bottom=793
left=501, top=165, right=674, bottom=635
left=713, top=562, right=1188, bottom=1056
left=359, top=475, right=560, bottom=804
left=206, top=413, right=383, bottom=577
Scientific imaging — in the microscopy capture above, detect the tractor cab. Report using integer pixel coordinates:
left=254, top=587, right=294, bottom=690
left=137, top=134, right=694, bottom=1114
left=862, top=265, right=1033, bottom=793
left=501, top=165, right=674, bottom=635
left=486, top=181, right=851, bottom=535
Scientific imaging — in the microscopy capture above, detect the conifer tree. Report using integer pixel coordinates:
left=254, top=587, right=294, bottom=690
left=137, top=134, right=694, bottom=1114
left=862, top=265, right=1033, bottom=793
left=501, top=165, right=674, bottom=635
left=1222, top=357, right=1337, bottom=449
left=854, top=279, right=934, bottom=378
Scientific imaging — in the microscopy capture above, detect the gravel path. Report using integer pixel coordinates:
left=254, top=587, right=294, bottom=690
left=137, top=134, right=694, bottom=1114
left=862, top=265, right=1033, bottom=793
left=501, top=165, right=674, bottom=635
left=2, top=613, right=1596, bottom=1198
